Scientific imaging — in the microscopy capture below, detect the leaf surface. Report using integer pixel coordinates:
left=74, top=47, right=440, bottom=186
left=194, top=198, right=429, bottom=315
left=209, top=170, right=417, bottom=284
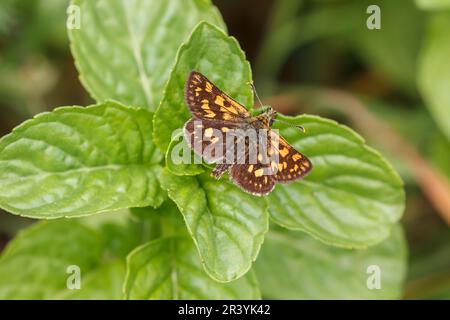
left=124, top=237, right=261, bottom=299
left=69, top=0, right=225, bottom=110
left=161, top=170, right=268, bottom=282
left=268, top=115, right=405, bottom=248
left=0, top=101, right=165, bottom=218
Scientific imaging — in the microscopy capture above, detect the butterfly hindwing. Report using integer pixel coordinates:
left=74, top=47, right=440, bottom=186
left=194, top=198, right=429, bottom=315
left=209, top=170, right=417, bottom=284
left=230, top=163, right=276, bottom=196
left=185, top=71, right=251, bottom=122
left=227, top=134, right=277, bottom=195
left=269, top=130, right=312, bottom=183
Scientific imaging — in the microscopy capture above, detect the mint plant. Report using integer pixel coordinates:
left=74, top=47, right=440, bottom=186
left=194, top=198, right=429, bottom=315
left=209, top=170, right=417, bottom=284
left=0, top=0, right=406, bottom=299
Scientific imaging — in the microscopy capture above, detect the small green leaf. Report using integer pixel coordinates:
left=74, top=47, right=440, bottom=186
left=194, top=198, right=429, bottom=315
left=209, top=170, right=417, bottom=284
left=269, top=115, right=405, bottom=248
left=160, top=169, right=269, bottom=282
left=254, top=224, right=407, bottom=299
left=0, top=220, right=125, bottom=299
left=124, top=237, right=261, bottom=299
left=0, top=101, right=165, bottom=218
left=69, top=0, right=225, bottom=110
left=166, top=131, right=205, bottom=176
left=418, top=12, right=450, bottom=142
left=416, top=0, right=450, bottom=10
left=153, top=22, right=253, bottom=151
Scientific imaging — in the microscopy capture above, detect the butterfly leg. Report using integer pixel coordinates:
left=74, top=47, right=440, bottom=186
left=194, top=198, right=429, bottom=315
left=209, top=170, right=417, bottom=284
left=212, top=164, right=231, bottom=179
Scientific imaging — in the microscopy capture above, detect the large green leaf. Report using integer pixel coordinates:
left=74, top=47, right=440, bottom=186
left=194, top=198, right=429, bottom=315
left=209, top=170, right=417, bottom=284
left=160, top=170, right=268, bottom=282
left=153, top=22, right=253, bottom=151
left=68, top=0, right=225, bottom=110
left=0, top=220, right=125, bottom=299
left=124, top=237, right=261, bottom=299
left=254, top=224, right=407, bottom=299
left=418, top=12, right=450, bottom=142
left=269, top=115, right=405, bottom=248
left=0, top=101, right=165, bottom=218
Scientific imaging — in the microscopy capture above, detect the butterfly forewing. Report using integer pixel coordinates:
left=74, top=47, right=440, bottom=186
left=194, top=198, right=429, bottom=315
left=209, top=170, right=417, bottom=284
left=184, top=118, right=243, bottom=164
left=185, top=71, right=251, bottom=122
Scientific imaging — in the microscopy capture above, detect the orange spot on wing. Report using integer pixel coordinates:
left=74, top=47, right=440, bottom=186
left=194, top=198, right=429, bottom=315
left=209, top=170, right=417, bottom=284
left=204, top=111, right=216, bottom=118
left=278, top=163, right=283, bottom=171
left=279, top=148, right=289, bottom=157
left=204, top=128, right=213, bottom=138
left=215, top=96, right=225, bottom=106
left=254, top=169, right=264, bottom=177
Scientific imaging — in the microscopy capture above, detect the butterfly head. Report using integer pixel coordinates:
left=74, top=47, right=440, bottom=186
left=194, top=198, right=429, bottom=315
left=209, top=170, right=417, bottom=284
left=253, top=106, right=306, bottom=132
left=251, top=106, right=277, bottom=128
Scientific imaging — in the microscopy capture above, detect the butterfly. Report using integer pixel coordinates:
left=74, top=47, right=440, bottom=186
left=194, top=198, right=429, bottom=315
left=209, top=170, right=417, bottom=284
left=183, top=71, right=312, bottom=196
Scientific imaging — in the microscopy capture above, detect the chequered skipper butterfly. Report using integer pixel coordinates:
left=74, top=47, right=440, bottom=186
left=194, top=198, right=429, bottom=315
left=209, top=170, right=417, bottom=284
left=183, top=71, right=312, bottom=196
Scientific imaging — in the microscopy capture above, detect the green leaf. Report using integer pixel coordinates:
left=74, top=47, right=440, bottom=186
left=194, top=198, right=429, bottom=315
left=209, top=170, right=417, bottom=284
left=0, top=220, right=125, bottom=299
left=160, top=169, right=269, bottom=282
left=153, top=22, right=253, bottom=151
left=418, top=12, right=450, bottom=142
left=80, top=209, right=146, bottom=258
left=130, top=199, right=191, bottom=242
left=124, top=237, right=261, bottom=299
left=416, top=0, right=450, bottom=10
left=0, top=101, right=165, bottom=218
left=166, top=131, right=205, bottom=176
left=68, top=0, right=225, bottom=111
left=269, top=115, right=405, bottom=248
left=61, top=261, right=126, bottom=300
left=254, top=224, right=407, bottom=299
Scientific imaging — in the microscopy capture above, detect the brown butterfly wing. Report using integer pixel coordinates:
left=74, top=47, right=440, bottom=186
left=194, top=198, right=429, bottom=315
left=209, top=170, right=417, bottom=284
left=185, top=116, right=277, bottom=195
left=230, top=163, right=276, bottom=196
left=269, top=130, right=312, bottom=183
left=229, top=132, right=277, bottom=196
left=184, top=118, right=244, bottom=164
left=184, top=71, right=251, bottom=122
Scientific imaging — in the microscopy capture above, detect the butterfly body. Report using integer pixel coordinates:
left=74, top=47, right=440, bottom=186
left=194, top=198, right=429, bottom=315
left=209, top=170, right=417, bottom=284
left=249, top=108, right=276, bottom=129
left=183, top=71, right=312, bottom=196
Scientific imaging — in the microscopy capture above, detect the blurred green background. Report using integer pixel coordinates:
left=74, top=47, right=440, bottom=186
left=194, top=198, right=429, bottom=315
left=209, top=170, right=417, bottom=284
left=0, top=0, right=449, bottom=299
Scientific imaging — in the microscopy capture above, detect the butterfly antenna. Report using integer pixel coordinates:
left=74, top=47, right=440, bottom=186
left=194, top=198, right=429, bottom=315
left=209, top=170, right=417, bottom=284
left=246, top=81, right=305, bottom=132
left=273, top=119, right=306, bottom=133
left=247, top=81, right=264, bottom=108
